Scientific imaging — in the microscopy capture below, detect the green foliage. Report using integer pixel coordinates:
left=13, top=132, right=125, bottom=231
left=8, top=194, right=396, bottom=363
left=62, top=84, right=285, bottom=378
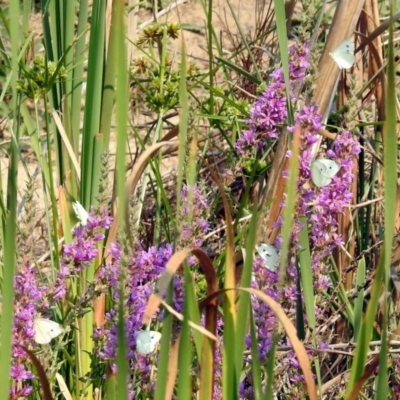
left=17, top=55, right=67, bottom=99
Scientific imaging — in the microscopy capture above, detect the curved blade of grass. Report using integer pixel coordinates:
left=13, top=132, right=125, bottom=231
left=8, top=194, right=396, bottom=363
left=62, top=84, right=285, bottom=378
left=22, top=346, right=54, bottom=400
left=143, top=248, right=217, bottom=327
left=160, top=300, right=217, bottom=340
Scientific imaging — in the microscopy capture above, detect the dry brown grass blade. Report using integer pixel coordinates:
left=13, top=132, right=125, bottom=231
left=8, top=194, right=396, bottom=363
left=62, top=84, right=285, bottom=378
left=21, top=346, right=54, bottom=400
left=55, top=373, right=73, bottom=400
left=359, top=10, right=400, bottom=49
left=336, top=157, right=359, bottom=290
left=239, top=287, right=318, bottom=400
left=160, top=300, right=217, bottom=340
left=143, top=247, right=218, bottom=325
left=258, top=129, right=289, bottom=244
left=363, top=0, right=385, bottom=118
left=160, top=125, right=179, bottom=142
left=314, top=0, right=364, bottom=116
left=165, top=334, right=181, bottom=400
left=52, top=111, right=81, bottom=181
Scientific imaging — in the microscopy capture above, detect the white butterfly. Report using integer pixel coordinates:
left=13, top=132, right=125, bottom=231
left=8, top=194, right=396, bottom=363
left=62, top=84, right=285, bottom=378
left=72, top=201, right=88, bottom=226
left=256, top=243, right=279, bottom=271
left=329, top=39, right=355, bottom=69
left=136, top=330, right=162, bottom=355
left=33, top=318, right=64, bottom=344
left=311, top=159, right=340, bottom=187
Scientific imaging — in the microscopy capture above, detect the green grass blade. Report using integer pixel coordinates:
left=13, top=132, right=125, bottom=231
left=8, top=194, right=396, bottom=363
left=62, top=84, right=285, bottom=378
left=116, top=285, right=129, bottom=400
left=353, top=257, right=366, bottom=339
left=155, top=287, right=174, bottom=400
left=374, top=4, right=397, bottom=399
left=272, top=0, right=292, bottom=124
left=81, top=0, right=106, bottom=206
left=183, top=264, right=203, bottom=358
left=235, top=202, right=258, bottom=380
left=263, top=334, right=278, bottom=400
left=176, top=38, right=188, bottom=240
left=0, top=0, right=20, bottom=398
left=298, top=216, right=322, bottom=390
left=249, top=309, right=263, bottom=399
left=176, top=277, right=193, bottom=399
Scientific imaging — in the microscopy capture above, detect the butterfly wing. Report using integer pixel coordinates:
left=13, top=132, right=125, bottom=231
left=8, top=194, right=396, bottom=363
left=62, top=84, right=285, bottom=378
left=72, top=201, right=88, bottom=226
left=136, top=330, right=161, bottom=355
left=329, top=39, right=355, bottom=69
left=320, top=159, right=340, bottom=178
left=256, top=244, right=279, bottom=271
left=33, top=318, right=63, bottom=344
left=311, top=159, right=340, bottom=187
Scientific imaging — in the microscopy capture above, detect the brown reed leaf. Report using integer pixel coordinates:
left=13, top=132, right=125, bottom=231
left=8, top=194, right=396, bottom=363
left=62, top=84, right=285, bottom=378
left=314, top=0, right=364, bottom=116
left=142, top=247, right=218, bottom=327
left=257, top=128, right=289, bottom=244
left=21, top=346, right=54, bottom=400
left=165, top=334, right=181, bottom=400
left=346, top=354, right=380, bottom=400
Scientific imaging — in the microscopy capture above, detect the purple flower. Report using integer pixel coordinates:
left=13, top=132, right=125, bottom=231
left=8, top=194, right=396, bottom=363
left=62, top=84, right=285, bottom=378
left=94, top=243, right=173, bottom=397
left=235, top=43, right=311, bottom=156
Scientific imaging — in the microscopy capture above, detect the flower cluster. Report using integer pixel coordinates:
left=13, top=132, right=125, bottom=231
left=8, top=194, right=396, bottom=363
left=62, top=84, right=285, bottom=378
left=93, top=243, right=173, bottom=398
left=235, top=43, right=310, bottom=156
left=9, top=205, right=113, bottom=399
left=234, top=38, right=361, bottom=397
left=10, top=264, right=47, bottom=399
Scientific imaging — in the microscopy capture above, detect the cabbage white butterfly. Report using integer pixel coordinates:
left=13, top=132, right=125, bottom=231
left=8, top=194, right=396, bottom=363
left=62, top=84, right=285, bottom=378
left=72, top=201, right=88, bottom=226
left=33, top=318, right=63, bottom=344
left=256, top=244, right=279, bottom=271
left=329, top=39, right=355, bottom=69
left=136, top=330, right=161, bottom=355
left=311, top=159, right=340, bottom=187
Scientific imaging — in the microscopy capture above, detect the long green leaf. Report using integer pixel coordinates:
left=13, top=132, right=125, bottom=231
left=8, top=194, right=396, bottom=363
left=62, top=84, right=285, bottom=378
left=0, top=0, right=20, bottom=398
left=375, top=4, right=397, bottom=399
